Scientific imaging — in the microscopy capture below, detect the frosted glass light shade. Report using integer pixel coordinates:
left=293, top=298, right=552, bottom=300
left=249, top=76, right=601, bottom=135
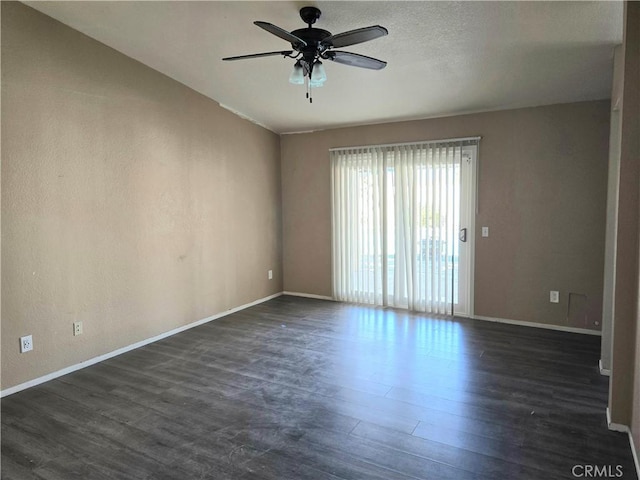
left=289, top=63, right=304, bottom=85
left=310, top=61, right=326, bottom=86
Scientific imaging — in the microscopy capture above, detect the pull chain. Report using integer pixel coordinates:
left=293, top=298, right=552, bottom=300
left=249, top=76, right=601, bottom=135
left=306, top=77, right=313, bottom=103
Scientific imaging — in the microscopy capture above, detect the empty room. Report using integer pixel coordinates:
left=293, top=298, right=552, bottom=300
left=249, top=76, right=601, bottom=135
left=1, top=1, right=639, bottom=479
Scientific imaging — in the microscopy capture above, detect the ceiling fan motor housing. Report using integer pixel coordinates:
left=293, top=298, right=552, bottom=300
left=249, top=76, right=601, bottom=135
left=291, top=27, right=332, bottom=45
left=292, top=8, right=331, bottom=69
left=291, top=27, right=332, bottom=64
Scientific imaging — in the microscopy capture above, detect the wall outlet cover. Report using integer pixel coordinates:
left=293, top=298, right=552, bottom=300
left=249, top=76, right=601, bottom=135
left=550, top=291, right=560, bottom=303
left=20, top=335, right=33, bottom=353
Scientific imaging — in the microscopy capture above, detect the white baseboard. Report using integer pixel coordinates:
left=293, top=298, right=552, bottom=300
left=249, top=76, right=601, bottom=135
left=0, top=292, right=283, bottom=398
left=607, top=407, right=629, bottom=432
left=599, top=359, right=611, bottom=376
left=630, top=429, right=640, bottom=480
left=473, top=314, right=602, bottom=336
left=606, top=408, right=640, bottom=479
left=282, top=291, right=335, bottom=301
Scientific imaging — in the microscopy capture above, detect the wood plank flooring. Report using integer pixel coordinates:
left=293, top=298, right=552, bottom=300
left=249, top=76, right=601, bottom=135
left=2, top=296, right=637, bottom=479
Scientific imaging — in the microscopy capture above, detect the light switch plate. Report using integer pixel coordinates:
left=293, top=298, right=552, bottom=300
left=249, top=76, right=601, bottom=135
left=482, top=227, right=489, bottom=237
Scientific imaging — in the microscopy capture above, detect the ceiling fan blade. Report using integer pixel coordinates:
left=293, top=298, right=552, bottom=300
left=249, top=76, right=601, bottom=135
left=325, top=51, right=387, bottom=70
left=322, top=25, right=388, bottom=49
left=254, top=21, right=307, bottom=47
left=222, top=50, right=293, bottom=61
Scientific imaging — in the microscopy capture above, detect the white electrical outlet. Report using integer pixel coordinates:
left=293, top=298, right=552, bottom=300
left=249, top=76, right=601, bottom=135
left=73, top=321, right=83, bottom=336
left=550, top=291, right=560, bottom=303
left=268, top=270, right=273, bottom=280
left=20, top=335, right=33, bottom=353
left=482, top=227, right=489, bottom=237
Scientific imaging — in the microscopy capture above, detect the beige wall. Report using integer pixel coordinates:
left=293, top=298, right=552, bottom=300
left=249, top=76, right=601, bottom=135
left=607, top=0, right=639, bottom=460
left=282, top=101, right=610, bottom=329
left=1, top=2, right=282, bottom=390
left=626, top=0, right=640, bottom=462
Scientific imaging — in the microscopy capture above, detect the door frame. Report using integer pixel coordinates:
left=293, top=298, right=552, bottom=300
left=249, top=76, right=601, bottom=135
left=455, top=144, right=477, bottom=317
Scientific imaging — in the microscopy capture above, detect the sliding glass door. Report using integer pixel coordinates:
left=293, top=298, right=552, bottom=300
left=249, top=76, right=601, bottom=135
left=331, top=140, right=477, bottom=317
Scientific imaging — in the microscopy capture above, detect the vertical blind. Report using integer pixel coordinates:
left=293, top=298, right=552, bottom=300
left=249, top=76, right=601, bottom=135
left=331, top=138, right=479, bottom=314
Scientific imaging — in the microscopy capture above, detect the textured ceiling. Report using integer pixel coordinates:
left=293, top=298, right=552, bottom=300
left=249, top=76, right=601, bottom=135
left=25, top=1, right=623, bottom=134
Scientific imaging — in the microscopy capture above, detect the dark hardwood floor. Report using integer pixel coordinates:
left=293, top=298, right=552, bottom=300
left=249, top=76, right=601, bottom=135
left=2, top=296, right=637, bottom=479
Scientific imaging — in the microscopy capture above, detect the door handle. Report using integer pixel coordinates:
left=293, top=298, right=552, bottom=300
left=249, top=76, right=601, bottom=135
left=459, top=228, right=467, bottom=243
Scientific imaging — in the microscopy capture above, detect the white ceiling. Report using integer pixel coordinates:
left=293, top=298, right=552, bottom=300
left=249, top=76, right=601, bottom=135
left=25, top=1, right=623, bottom=134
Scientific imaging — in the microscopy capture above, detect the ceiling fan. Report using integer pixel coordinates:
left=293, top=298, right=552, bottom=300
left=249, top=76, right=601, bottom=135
left=222, top=6, right=388, bottom=102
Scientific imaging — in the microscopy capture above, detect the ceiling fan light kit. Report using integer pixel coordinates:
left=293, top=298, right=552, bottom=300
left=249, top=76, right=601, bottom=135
left=223, top=6, right=388, bottom=103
